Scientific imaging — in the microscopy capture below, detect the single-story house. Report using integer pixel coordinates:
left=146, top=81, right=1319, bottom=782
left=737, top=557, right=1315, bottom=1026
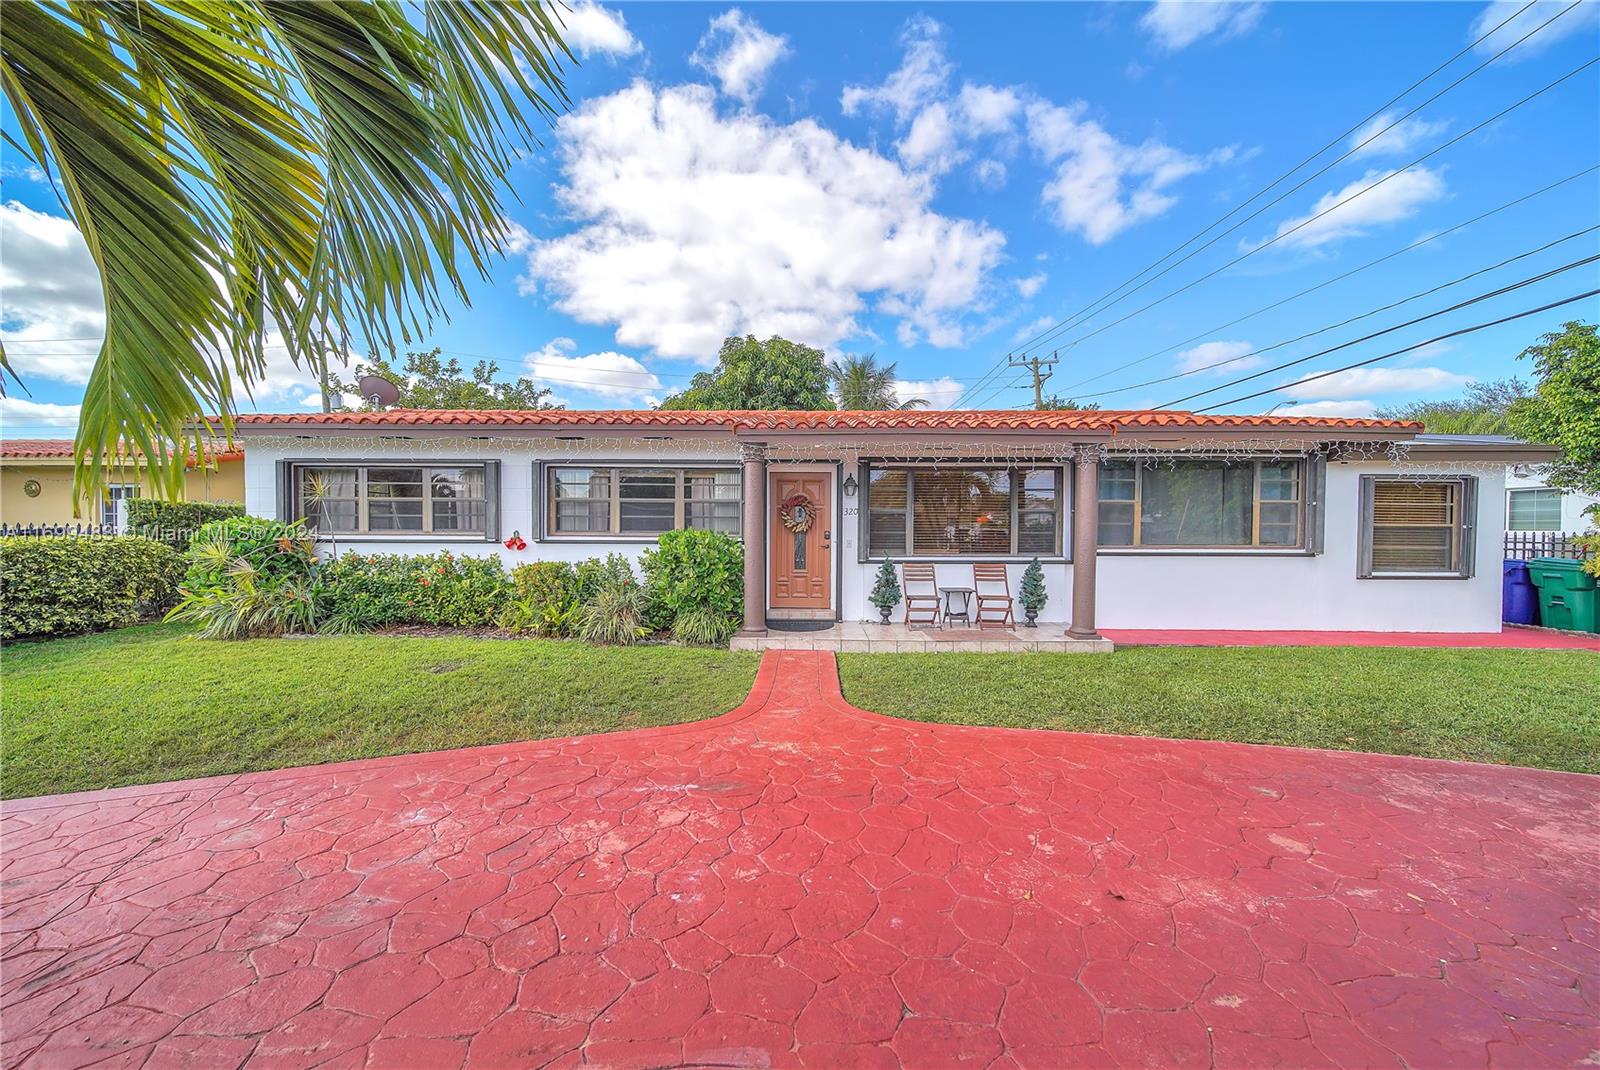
left=1506, top=464, right=1598, bottom=532
left=1, top=439, right=245, bottom=530
left=232, top=408, right=1563, bottom=636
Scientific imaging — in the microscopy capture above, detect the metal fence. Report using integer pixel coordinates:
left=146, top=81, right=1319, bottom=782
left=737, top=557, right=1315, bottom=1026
left=1504, top=531, right=1592, bottom=560
left=0, top=523, right=118, bottom=538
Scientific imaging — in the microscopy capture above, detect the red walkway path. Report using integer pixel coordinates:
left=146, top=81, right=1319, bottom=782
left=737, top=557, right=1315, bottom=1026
left=3, top=652, right=1597, bottom=1069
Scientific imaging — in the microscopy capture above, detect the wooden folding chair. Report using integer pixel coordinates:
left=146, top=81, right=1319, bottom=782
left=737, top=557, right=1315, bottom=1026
left=901, top=563, right=941, bottom=628
left=972, top=563, right=1015, bottom=629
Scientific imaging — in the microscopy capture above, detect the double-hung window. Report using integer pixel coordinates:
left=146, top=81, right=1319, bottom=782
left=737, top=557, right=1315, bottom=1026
left=1507, top=488, right=1562, bottom=531
left=294, top=464, right=491, bottom=536
left=1097, top=458, right=1305, bottom=548
left=1359, top=476, right=1476, bottom=578
left=863, top=465, right=1062, bottom=557
left=545, top=466, right=741, bottom=537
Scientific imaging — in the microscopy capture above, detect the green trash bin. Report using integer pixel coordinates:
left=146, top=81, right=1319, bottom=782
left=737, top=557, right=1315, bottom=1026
left=1525, top=557, right=1599, bottom=633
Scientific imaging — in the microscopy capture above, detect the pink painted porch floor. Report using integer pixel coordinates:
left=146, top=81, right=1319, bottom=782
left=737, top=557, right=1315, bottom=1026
left=1102, top=625, right=1600, bottom=650
left=3, top=651, right=1597, bottom=1069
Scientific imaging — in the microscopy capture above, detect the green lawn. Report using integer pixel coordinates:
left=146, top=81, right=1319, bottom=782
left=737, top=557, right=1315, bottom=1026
left=839, top=647, right=1600, bottom=774
left=1, top=624, right=759, bottom=799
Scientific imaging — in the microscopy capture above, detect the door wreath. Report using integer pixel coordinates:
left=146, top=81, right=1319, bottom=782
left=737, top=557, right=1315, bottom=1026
left=779, top=493, right=815, bottom=534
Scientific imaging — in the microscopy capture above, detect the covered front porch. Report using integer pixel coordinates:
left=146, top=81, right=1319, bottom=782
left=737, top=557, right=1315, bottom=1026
left=730, top=620, right=1115, bottom=653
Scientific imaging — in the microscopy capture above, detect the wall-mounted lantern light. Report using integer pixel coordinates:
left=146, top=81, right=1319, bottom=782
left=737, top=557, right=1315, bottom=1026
left=843, top=473, right=858, bottom=497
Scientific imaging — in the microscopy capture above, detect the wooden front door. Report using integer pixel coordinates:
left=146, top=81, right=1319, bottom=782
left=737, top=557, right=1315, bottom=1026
left=769, top=472, right=831, bottom=611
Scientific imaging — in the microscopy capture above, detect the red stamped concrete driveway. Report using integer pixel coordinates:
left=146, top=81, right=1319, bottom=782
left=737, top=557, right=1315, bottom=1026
left=3, top=651, right=1597, bottom=1069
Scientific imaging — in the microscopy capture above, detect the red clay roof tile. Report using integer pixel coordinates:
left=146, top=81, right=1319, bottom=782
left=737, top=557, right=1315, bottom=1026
left=0, top=438, right=244, bottom=464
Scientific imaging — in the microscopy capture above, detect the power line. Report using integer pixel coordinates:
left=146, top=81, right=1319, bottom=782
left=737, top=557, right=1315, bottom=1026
left=1039, top=53, right=1600, bottom=395
left=1192, top=289, right=1600, bottom=412
left=952, top=0, right=1553, bottom=409
left=1074, top=222, right=1599, bottom=402
left=1155, top=252, right=1599, bottom=408
left=1060, top=166, right=1598, bottom=398
left=1017, top=0, right=1582, bottom=356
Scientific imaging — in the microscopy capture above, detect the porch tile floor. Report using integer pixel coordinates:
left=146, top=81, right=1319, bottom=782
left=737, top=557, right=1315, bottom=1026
left=732, top=621, right=1116, bottom=653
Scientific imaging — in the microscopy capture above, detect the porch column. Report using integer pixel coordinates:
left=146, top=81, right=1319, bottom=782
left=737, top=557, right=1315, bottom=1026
left=739, top=443, right=767, bottom=635
left=1067, top=444, right=1102, bottom=640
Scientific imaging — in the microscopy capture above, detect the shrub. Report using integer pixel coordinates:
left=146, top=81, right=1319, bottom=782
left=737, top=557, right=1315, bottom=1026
left=640, top=529, right=742, bottom=634
left=869, top=559, right=902, bottom=619
left=0, top=536, right=185, bottom=641
left=315, top=551, right=512, bottom=630
left=170, top=517, right=319, bottom=639
left=126, top=499, right=246, bottom=549
left=1019, top=558, right=1048, bottom=618
left=578, top=576, right=648, bottom=645
left=511, top=560, right=578, bottom=609
left=671, top=605, right=737, bottom=647
left=573, top=553, right=638, bottom=603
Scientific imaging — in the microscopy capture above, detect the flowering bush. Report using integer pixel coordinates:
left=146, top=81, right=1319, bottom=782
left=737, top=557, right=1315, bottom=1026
left=316, top=551, right=511, bottom=630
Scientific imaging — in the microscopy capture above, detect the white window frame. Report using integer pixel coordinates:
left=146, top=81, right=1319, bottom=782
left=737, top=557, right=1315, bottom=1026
left=102, top=484, right=139, bottom=533
left=1096, top=457, right=1308, bottom=550
left=1506, top=487, right=1562, bottom=532
left=542, top=464, right=742, bottom=540
left=1358, top=475, right=1478, bottom=579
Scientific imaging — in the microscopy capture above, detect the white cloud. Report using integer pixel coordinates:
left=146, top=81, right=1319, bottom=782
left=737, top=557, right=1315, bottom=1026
left=523, top=338, right=663, bottom=405
left=1027, top=100, right=1231, bottom=245
left=841, top=15, right=950, bottom=122
left=955, top=83, right=1022, bottom=136
left=1174, top=339, right=1259, bottom=374
left=1282, top=366, right=1472, bottom=401
left=691, top=9, right=789, bottom=107
left=559, top=2, right=641, bottom=58
left=524, top=83, right=1005, bottom=361
left=1350, top=111, right=1451, bottom=158
left=972, top=159, right=1008, bottom=190
left=1015, top=273, right=1047, bottom=299
left=1140, top=1, right=1266, bottom=51
left=895, top=376, right=965, bottom=409
left=1265, top=167, right=1447, bottom=250
left=0, top=200, right=105, bottom=384
left=1470, top=0, right=1600, bottom=60
left=0, top=397, right=81, bottom=430
left=1280, top=399, right=1377, bottom=418
left=1012, top=314, right=1055, bottom=344
left=898, top=102, right=965, bottom=174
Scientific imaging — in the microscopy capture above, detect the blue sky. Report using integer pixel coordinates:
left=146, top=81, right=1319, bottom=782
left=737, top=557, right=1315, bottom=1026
left=2, top=0, right=1597, bottom=435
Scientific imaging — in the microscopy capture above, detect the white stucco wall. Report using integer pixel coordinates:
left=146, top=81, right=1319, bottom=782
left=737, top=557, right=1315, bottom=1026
left=242, top=434, right=1510, bottom=633
left=1504, top=468, right=1598, bottom=532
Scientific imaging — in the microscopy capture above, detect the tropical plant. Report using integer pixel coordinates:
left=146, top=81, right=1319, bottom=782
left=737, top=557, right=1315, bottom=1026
left=0, top=2, right=571, bottom=506
left=869, top=559, right=902, bottom=622
left=659, top=336, right=835, bottom=410
left=578, top=577, right=648, bottom=645
left=166, top=562, right=318, bottom=640
left=1038, top=395, right=1101, bottom=411
left=573, top=554, right=639, bottom=602
left=331, top=348, right=560, bottom=411
left=1376, top=378, right=1530, bottom=434
left=828, top=355, right=928, bottom=410
left=671, top=606, right=738, bottom=647
left=1507, top=322, right=1599, bottom=501
left=639, top=529, right=743, bottom=633
left=315, top=551, right=511, bottom=630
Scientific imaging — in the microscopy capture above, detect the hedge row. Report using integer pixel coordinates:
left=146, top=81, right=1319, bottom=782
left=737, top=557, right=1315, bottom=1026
left=0, top=537, right=186, bottom=641
left=126, top=498, right=246, bottom=549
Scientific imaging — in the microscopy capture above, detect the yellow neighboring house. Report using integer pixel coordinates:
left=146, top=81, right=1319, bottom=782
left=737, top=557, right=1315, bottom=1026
left=1, top=439, right=245, bottom=530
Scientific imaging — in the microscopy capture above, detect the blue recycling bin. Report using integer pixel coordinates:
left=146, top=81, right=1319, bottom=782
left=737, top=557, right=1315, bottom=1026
left=1502, top=559, right=1538, bottom=625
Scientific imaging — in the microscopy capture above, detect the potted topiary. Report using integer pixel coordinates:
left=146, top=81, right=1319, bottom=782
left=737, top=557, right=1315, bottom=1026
left=869, top=558, right=902, bottom=624
left=1019, top=557, right=1047, bottom=627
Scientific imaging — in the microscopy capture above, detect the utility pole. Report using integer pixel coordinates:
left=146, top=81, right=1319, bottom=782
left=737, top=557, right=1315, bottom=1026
left=1009, top=350, right=1059, bottom=409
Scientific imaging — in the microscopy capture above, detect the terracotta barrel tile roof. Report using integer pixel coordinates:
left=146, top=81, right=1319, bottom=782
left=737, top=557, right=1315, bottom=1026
left=0, top=438, right=244, bottom=463
left=230, top=408, right=1421, bottom=433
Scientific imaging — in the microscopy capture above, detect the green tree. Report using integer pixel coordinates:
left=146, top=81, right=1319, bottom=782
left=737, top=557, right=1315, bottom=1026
left=0, top=1, right=570, bottom=506
left=659, top=336, right=835, bottom=410
left=1507, top=321, right=1600, bottom=500
left=1038, top=395, right=1101, bottom=411
left=1375, top=378, right=1529, bottom=434
left=828, top=354, right=928, bottom=410
left=331, top=349, right=559, bottom=411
